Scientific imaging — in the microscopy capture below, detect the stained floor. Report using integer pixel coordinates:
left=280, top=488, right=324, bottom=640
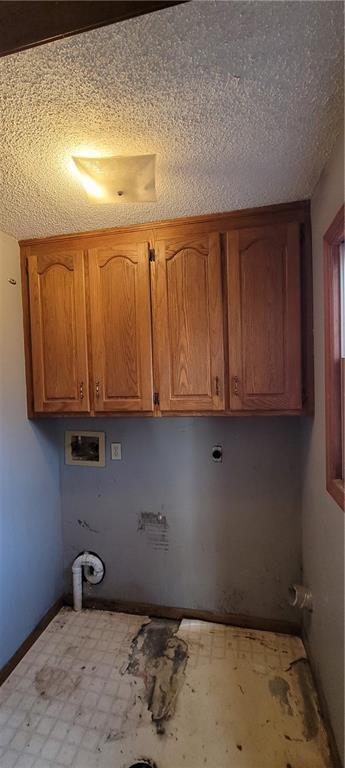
left=0, top=608, right=334, bottom=768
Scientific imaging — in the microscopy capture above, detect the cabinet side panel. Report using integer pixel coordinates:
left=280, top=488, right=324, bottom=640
left=20, top=247, right=35, bottom=418
left=285, top=222, right=302, bottom=409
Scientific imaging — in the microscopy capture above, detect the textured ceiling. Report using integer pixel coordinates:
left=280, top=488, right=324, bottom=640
left=0, top=1, right=343, bottom=240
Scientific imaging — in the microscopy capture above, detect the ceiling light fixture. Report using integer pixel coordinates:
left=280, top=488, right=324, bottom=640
left=71, top=154, right=156, bottom=203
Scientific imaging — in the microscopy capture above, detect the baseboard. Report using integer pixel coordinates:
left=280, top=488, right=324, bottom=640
left=64, top=593, right=301, bottom=636
left=0, top=597, right=64, bottom=686
left=302, top=629, right=343, bottom=768
left=0, top=594, right=300, bottom=688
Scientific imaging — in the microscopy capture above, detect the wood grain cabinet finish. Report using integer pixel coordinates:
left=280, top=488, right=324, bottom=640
left=154, top=231, right=225, bottom=412
left=227, top=223, right=302, bottom=411
left=27, top=249, right=90, bottom=413
left=21, top=203, right=311, bottom=417
left=88, top=240, right=153, bottom=412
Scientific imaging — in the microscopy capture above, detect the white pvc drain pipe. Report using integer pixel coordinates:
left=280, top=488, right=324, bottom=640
left=72, top=552, right=104, bottom=611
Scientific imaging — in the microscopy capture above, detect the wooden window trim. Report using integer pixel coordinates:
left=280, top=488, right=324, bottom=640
left=324, top=204, right=345, bottom=510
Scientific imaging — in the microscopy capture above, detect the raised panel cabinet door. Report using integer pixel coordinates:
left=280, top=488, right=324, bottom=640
left=27, top=249, right=90, bottom=413
left=88, top=241, right=153, bottom=412
left=227, top=222, right=302, bottom=411
left=155, top=231, right=225, bottom=412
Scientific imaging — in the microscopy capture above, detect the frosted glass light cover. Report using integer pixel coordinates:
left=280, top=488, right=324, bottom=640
left=72, top=154, right=156, bottom=203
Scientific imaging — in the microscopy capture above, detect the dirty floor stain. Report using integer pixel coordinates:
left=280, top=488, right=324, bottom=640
left=0, top=608, right=335, bottom=768
left=293, top=658, right=320, bottom=741
left=125, top=619, right=188, bottom=733
left=269, top=676, right=293, bottom=716
left=34, top=664, right=81, bottom=699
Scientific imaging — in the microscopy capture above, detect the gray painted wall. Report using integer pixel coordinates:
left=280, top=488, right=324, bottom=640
left=0, top=231, right=63, bottom=668
left=60, top=416, right=302, bottom=622
left=301, top=128, right=345, bottom=761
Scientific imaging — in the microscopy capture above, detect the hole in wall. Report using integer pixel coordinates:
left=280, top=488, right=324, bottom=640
left=128, top=762, right=157, bottom=768
left=75, top=551, right=106, bottom=583
left=212, top=444, right=222, bottom=462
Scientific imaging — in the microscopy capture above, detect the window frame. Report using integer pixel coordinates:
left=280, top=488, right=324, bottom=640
left=324, top=203, right=345, bottom=510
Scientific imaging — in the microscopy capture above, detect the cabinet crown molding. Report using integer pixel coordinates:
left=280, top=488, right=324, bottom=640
left=19, top=200, right=310, bottom=248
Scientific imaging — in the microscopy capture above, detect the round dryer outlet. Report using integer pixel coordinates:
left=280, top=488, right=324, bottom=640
left=127, top=763, right=157, bottom=768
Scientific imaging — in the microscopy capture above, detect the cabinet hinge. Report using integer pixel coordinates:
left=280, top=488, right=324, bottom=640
left=153, top=392, right=160, bottom=406
left=149, top=247, right=156, bottom=262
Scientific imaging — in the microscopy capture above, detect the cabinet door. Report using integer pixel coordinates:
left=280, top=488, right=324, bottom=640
left=27, top=249, right=90, bottom=413
left=155, top=231, right=225, bottom=412
left=227, top=223, right=301, bottom=411
left=88, top=241, right=153, bottom=412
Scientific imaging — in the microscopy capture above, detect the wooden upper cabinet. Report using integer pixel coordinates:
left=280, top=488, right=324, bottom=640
left=227, top=222, right=302, bottom=411
left=22, top=204, right=309, bottom=418
left=27, top=249, right=90, bottom=413
left=154, top=231, right=225, bottom=412
left=88, top=240, right=153, bottom=412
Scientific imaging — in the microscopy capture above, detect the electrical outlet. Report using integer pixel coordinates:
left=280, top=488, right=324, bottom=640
left=111, top=443, right=122, bottom=460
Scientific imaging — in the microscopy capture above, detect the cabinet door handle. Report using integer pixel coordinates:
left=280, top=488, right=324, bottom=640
left=215, top=376, right=220, bottom=396
left=79, top=382, right=84, bottom=400
left=95, top=381, right=100, bottom=399
left=232, top=376, right=240, bottom=396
